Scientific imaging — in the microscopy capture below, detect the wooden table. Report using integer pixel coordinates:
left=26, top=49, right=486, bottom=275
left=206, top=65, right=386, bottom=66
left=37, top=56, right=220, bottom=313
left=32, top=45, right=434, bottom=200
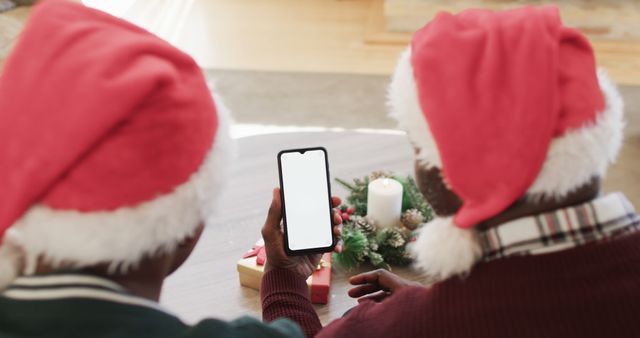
left=160, top=131, right=424, bottom=325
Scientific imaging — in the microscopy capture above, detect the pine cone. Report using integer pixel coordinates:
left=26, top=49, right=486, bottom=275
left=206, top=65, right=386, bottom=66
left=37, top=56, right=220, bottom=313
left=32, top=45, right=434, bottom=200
left=384, top=228, right=406, bottom=248
left=401, top=209, right=425, bottom=230
left=354, top=216, right=376, bottom=233
left=369, top=171, right=393, bottom=181
left=368, top=241, right=379, bottom=251
left=383, top=229, right=406, bottom=248
left=367, top=251, right=385, bottom=267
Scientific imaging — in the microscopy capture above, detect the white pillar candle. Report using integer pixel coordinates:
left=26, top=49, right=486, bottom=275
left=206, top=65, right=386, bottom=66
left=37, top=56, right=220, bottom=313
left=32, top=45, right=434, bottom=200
left=367, top=178, right=403, bottom=229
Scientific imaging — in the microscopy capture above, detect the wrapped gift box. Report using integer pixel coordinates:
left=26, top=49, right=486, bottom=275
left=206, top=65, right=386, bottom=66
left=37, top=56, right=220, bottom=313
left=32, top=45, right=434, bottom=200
left=237, top=240, right=332, bottom=304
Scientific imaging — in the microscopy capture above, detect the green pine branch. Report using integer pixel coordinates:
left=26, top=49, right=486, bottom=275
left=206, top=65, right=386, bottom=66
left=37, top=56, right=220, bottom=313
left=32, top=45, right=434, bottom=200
left=334, top=177, right=357, bottom=191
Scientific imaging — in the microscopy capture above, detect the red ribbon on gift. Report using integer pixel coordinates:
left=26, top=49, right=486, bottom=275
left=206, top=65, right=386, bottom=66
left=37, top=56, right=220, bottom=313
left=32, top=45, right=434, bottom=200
left=242, top=239, right=267, bottom=265
left=311, top=253, right=332, bottom=304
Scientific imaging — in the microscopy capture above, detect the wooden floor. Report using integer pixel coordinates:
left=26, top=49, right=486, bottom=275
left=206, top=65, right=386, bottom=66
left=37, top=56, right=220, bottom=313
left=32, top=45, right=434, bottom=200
left=3, top=1, right=640, bottom=85
left=126, top=0, right=405, bottom=76
left=118, top=0, right=640, bottom=85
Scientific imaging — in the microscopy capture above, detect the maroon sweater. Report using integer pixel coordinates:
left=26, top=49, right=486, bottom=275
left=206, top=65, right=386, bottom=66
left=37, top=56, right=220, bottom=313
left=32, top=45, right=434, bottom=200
left=261, top=231, right=640, bottom=337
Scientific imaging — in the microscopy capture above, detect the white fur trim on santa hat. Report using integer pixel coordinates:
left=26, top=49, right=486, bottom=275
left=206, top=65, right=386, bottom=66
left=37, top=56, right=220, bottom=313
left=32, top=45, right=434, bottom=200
left=409, top=217, right=482, bottom=280
left=526, top=70, right=624, bottom=199
left=388, top=47, right=443, bottom=169
left=0, top=229, right=24, bottom=289
left=0, top=95, right=235, bottom=289
left=388, top=48, right=624, bottom=199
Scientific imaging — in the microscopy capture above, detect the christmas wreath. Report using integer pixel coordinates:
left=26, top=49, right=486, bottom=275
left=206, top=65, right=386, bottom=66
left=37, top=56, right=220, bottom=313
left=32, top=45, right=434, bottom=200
left=333, top=171, right=433, bottom=270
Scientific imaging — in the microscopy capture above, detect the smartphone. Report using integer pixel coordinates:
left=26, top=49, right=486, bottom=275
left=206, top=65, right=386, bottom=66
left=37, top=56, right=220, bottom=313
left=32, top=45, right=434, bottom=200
left=277, top=147, right=335, bottom=255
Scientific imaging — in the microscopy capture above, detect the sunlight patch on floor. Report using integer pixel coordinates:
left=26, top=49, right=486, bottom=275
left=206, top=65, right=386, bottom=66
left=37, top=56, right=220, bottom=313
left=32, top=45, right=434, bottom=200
left=81, top=0, right=135, bottom=17
left=230, top=124, right=405, bottom=139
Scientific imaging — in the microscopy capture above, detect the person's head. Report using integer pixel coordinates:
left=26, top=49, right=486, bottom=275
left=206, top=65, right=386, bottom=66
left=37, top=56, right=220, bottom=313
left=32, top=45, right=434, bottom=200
left=0, top=1, right=233, bottom=289
left=388, top=6, right=624, bottom=280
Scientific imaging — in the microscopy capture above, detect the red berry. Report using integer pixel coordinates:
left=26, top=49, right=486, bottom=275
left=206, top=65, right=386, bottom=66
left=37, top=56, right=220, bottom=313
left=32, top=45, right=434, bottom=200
left=346, top=207, right=355, bottom=215
left=341, top=213, right=350, bottom=221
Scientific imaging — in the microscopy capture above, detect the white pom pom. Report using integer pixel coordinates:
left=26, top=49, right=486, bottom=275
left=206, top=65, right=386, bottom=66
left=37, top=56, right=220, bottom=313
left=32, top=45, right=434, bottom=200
left=410, top=217, right=482, bottom=280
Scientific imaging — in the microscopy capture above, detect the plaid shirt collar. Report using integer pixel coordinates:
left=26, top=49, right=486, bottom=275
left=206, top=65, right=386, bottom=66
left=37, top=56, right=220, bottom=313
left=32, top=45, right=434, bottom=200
left=480, top=193, right=640, bottom=261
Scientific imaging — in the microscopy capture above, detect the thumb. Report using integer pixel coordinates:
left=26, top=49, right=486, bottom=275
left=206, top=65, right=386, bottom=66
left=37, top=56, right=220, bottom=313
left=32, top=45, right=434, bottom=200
left=262, top=188, right=283, bottom=239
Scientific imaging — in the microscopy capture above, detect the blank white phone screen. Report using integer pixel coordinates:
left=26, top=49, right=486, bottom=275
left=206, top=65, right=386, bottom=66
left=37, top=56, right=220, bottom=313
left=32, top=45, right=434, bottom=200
left=280, top=150, right=333, bottom=251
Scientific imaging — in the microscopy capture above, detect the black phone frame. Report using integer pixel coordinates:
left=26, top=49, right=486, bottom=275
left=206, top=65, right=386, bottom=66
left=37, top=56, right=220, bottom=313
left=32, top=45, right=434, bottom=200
left=277, top=146, right=335, bottom=256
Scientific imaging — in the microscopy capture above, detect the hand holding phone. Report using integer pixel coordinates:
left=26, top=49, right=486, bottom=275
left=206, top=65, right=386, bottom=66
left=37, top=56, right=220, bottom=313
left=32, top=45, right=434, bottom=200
left=261, top=188, right=342, bottom=279
left=260, top=147, right=342, bottom=279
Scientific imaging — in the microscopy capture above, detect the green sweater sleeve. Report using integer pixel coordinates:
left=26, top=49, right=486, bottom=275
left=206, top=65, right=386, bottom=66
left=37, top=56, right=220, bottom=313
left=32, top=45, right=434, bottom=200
left=184, top=315, right=305, bottom=338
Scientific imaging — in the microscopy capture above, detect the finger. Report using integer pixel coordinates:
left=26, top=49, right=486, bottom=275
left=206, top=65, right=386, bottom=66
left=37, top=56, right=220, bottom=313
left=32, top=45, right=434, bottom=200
left=334, top=239, right=343, bottom=253
left=349, top=269, right=399, bottom=289
left=307, top=253, right=322, bottom=268
left=331, top=196, right=341, bottom=207
left=348, top=283, right=381, bottom=298
left=333, top=224, right=342, bottom=236
left=261, top=188, right=283, bottom=240
left=349, top=269, right=386, bottom=285
left=357, top=291, right=390, bottom=303
left=333, top=212, right=343, bottom=225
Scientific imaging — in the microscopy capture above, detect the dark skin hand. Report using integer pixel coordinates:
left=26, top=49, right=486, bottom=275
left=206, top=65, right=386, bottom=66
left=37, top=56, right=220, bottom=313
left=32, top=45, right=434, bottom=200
left=413, top=161, right=463, bottom=217
left=262, top=188, right=343, bottom=279
left=348, top=269, right=423, bottom=303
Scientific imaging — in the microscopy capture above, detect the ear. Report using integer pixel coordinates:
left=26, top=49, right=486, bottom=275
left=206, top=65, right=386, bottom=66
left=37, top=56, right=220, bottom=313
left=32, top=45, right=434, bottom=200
left=414, top=162, right=463, bottom=217
left=168, top=223, right=205, bottom=275
left=179, top=223, right=205, bottom=247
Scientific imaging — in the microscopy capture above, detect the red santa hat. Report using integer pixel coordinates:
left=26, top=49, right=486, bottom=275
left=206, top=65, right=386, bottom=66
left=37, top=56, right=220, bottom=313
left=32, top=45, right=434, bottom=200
left=0, top=0, right=233, bottom=288
left=388, top=6, right=624, bottom=279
